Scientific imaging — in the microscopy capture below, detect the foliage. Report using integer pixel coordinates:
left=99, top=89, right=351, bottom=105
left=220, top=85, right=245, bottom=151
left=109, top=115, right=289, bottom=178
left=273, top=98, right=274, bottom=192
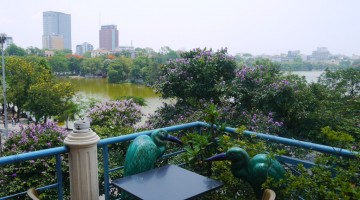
left=48, top=55, right=69, bottom=72
left=279, top=60, right=343, bottom=71
left=311, top=68, right=360, bottom=142
left=223, top=64, right=326, bottom=138
left=154, top=48, right=236, bottom=102
left=0, top=122, right=70, bottom=199
left=5, top=56, right=75, bottom=123
left=265, top=128, right=360, bottom=200
left=107, top=57, right=132, bottom=83
left=321, top=126, right=355, bottom=148
left=270, top=160, right=360, bottom=200
left=145, top=100, right=207, bottom=129
left=179, top=106, right=284, bottom=199
left=129, top=56, right=151, bottom=83
left=81, top=57, right=103, bottom=76
left=146, top=53, right=360, bottom=199
left=352, top=59, right=360, bottom=68
left=319, top=68, right=360, bottom=97
left=66, top=54, right=83, bottom=74
left=26, top=76, right=75, bottom=124
left=5, top=56, right=37, bottom=118
left=5, top=44, right=26, bottom=56
left=115, top=96, right=147, bottom=106
left=26, top=47, right=44, bottom=56
left=87, top=99, right=142, bottom=129
left=55, top=100, right=82, bottom=130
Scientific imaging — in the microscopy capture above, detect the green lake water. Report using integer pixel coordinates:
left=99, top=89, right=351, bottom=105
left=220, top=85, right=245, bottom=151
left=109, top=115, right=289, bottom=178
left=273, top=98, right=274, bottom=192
left=64, top=77, right=159, bottom=99
left=59, top=77, right=168, bottom=126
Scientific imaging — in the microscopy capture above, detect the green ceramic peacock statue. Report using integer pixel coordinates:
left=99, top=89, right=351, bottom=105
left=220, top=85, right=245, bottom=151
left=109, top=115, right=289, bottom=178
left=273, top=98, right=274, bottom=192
left=206, top=147, right=285, bottom=199
left=124, top=129, right=183, bottom=176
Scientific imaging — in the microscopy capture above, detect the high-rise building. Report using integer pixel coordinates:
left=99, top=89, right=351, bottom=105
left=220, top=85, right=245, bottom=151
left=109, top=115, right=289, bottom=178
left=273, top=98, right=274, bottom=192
left=43, top=11, right=71, bottom=50
left=311, top=47, right=330, bottom=61
left=99, top=25, right=118, bottom=51
left=75, top=42, right=94, bottom=55
left=42, top=35, right=64, bottom=50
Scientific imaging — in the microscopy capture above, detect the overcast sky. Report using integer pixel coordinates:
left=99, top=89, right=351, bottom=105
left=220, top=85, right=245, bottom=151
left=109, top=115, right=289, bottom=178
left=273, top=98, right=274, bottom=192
left=1, top=0, right=360, bottom=56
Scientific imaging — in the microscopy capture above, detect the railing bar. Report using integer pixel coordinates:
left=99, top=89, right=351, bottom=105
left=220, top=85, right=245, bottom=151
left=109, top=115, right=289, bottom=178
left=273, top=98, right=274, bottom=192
left=221, top=126, right=358, bottom=158
left=102, top=145, right=110, bottom=200
left=161, top=149, right=186, bottom=159
left=97, top=122, right=202, bottom=147
left=0, top=146, right=68, bottom=166
left=0, top=183, right=58, bottom=200
left=178, top=162, right=186, bottom=167
left=276, top=155, right=315, bottom=169
left=108, top=150, right=187, bottom=174
left=109, top=166, right=124, bottom=173
left=55, top=154, right=63, bottom=200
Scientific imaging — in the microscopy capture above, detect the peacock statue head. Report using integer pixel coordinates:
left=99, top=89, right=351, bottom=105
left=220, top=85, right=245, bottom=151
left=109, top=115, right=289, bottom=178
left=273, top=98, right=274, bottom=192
left=206, top=147, right=286, bottom=199
left=206, top=147, right=250, bottom=167
left=151, top=129, right=183, bottom=147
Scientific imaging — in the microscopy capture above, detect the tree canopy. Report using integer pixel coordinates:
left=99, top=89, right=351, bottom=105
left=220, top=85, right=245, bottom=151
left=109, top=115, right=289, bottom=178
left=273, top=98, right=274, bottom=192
left=154, top=48, right=237, bottom=102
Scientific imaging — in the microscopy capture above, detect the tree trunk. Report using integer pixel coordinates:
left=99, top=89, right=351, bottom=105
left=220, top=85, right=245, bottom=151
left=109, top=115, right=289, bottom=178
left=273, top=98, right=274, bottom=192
left=16, top=109, right=21, bottom=122
left=66, top=115, right=69, bottom=130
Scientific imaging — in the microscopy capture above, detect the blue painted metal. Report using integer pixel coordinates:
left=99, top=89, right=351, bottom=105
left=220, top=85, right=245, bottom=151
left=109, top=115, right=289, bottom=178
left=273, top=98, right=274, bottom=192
left=102, top=145, right=110, bottom=200
left=109, top=166, right=124, bottom=173
left=55, top=154, right=63, bottom=200
left=0, top=121, right=358, bottom=200
left=98, top=121, right=200, bottom=147
left=276, top=155, right=316, bottom=169
left=217, top=125, right=358, bottom=158
left=0, top=146, right=68, bottom=166
left=0, top=183, right=58, bottom=200
left=0, top=147, right=68, bottom=199
left=195, top=121, right=358, bottom=157
left=161, top=150, right=187, bottom=159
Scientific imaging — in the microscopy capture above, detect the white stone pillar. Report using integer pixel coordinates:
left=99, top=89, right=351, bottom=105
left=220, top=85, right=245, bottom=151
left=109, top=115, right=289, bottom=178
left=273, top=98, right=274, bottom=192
left=64, top=120, right=100, bottom=200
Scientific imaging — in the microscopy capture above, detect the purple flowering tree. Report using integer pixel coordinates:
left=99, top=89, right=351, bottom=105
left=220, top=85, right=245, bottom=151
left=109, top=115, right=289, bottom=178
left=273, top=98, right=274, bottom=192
left=154, top=48, right=236, bottom=102
left=87, top=99, right=143, bottom=128
left=0, top=122, right=70, bottom=199
left=226, top=64, right=318, bottom=133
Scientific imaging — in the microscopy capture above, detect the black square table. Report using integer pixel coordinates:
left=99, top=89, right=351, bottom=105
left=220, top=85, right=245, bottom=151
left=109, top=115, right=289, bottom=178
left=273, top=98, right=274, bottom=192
left=111, top=164, right=223, bottom=200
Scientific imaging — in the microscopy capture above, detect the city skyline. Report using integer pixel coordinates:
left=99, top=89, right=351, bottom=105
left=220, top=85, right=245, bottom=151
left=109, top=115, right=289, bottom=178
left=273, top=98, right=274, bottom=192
left=1, top=0, right=360, bottom=56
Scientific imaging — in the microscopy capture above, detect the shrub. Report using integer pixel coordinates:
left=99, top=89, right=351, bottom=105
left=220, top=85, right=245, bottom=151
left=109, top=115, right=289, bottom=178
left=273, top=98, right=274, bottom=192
left=0, top=122, right=70, bottom=199
left=154, top=48, right=236, bottom=102
left=87, top=99, right=143, bottom=128
left=115, top=96, right=147, bottom=106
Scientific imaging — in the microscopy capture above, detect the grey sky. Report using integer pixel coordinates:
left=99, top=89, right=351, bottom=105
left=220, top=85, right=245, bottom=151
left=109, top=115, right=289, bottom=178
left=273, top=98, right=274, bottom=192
left=1, top=0, right=360, bottom=56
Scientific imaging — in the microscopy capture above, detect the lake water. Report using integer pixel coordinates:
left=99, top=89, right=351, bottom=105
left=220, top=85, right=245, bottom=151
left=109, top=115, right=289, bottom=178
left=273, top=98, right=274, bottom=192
left=284, top=71, right=324, bottom=83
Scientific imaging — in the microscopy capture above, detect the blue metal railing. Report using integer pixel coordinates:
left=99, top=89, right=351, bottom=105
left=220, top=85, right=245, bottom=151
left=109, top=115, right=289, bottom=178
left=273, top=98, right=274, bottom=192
left=0, top=121, right=358, bottom=199
left=0, top=147, right=68, bottom=200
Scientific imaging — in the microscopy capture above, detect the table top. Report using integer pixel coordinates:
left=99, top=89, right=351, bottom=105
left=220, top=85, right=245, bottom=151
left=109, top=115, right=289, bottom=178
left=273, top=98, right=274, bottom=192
left=112, top=164, right=223, bottom=200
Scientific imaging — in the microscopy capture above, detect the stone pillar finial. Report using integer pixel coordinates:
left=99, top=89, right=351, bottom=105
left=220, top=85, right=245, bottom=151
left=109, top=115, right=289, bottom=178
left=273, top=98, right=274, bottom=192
left=64, top=120, right=100, bottom=200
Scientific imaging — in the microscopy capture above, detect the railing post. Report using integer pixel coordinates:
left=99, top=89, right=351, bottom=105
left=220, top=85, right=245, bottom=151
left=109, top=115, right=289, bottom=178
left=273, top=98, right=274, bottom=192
left=64, top=120, right=100, bottom=200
